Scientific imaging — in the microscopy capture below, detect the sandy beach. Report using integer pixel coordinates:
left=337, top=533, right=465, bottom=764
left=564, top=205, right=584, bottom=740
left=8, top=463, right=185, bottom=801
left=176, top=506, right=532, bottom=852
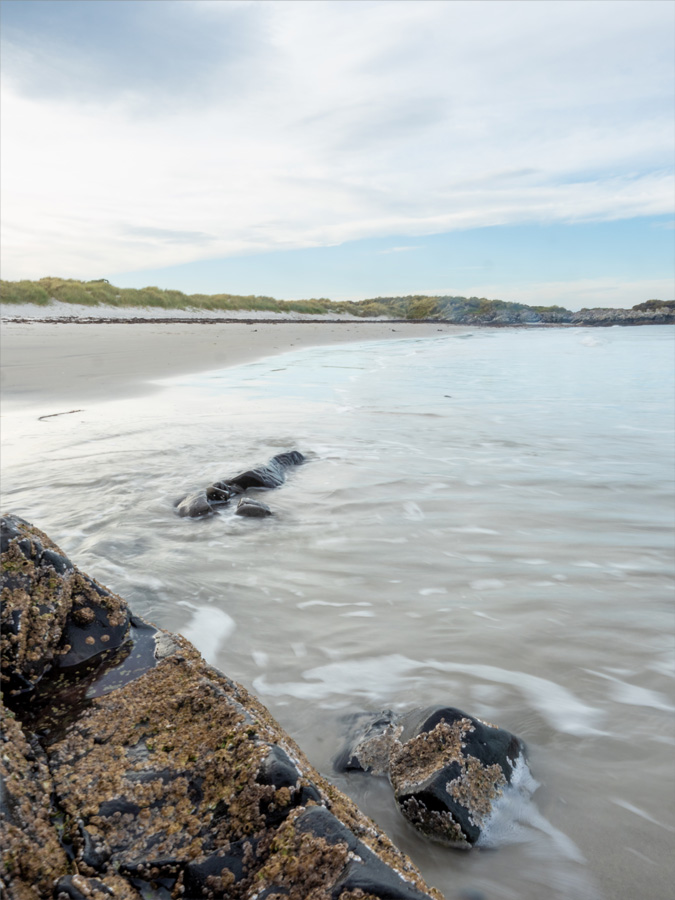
left=1, top=319, right=463, bottom=408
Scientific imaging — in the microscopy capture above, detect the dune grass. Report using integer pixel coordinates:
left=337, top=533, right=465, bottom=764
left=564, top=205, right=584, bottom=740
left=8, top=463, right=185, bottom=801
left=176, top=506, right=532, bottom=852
left=1, top=277, right=669, bottom=323
left=0, top=277, right=345, bottom=316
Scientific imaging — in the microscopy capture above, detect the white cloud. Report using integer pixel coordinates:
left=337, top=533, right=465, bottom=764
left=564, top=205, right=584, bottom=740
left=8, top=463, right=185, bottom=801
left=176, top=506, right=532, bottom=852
left=1, top=0, right=673, bottom=281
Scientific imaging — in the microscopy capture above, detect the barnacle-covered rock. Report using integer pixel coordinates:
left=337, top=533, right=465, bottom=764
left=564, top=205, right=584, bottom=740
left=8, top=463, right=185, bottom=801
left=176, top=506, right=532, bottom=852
left=1, top=514, right=130, bottom=697
left=0, top=701, right=70, bottom=900
left=0, top=514, right=442, bottom=900
left=337, top=706, right=533, bottom=849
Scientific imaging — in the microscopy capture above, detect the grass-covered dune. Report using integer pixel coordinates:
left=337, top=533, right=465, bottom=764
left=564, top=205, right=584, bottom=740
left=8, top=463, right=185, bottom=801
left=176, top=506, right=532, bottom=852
left=0, top=277, right=344, bottom=317
left=1, top=277, right=673, bottom=325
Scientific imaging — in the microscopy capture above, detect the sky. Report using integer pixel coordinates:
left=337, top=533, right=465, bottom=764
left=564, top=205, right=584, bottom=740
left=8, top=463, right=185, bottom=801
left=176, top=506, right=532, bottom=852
left=1, top=0, right=673, bottom=310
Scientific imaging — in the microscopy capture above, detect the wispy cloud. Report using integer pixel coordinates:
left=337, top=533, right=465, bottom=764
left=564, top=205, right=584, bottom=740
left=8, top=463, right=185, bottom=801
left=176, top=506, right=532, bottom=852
left=121, top=225, right=215, bottom=246
left=1, top=0, right=673, bottom=281
left=378, top=246, right=419, bottom=255
left=0, top=0, right=268, bottom=112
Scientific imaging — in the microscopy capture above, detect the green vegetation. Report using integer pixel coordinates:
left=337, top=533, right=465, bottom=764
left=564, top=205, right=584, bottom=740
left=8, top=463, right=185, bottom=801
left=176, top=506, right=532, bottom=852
left=1, top=277, right=672, bottom=324
left=0, top=277, right=342, bottom=316
left=356, top=294, right=574, bottom=324
left=632, top=299, right=675, bottom=311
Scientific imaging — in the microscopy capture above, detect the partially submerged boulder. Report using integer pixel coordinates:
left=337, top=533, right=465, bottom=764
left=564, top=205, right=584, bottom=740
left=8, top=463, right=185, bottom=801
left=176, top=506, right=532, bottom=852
left=175, top=451, right=305, bottom=518
left=1, top=514, right=442, bottom=900
left=236, top=497, right=273, bottom=518
left=336, top=706, right=533, bottom=849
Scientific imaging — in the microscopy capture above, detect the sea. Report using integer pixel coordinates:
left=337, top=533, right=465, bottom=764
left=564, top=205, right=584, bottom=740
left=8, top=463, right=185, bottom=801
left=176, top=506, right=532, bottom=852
left=2, top=325, right=674, bottom=900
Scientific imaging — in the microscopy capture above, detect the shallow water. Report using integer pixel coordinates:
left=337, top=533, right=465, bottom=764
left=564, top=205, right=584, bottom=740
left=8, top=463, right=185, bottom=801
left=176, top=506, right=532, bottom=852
left=2, top=326, right=674, bottom=900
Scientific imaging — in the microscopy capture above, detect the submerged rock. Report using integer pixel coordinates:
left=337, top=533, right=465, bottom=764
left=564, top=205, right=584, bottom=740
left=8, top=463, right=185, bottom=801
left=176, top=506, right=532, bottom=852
left=175, top=451, right=305, bottom=518
left=1, top=514, right=442, bottom=900
left=175, top=489, right=216, bottom=518
left=227, top=450, right=305, bottom=491
left=236, top=497, right=273, bottom=518
left=336, top=706, right=533, bottom=849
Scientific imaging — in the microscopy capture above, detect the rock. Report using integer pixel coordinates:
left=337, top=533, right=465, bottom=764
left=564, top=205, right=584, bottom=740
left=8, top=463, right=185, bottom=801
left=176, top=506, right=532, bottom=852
left=236, top=497, right=273, bottom=518
left=336, top=706, right=533, bottom=849
left=175, top=451, right=305, bottom=518
left=175, top=489, right=215, bottom=518
left=227, top=450, right=305, bottom=491
left=0, top=515, right=130, bottom=697
left=0, top=707, right=70, bottom=898
left=1, top=515, right=442, bottom=900
left=570, top=305, right=675, bottom=326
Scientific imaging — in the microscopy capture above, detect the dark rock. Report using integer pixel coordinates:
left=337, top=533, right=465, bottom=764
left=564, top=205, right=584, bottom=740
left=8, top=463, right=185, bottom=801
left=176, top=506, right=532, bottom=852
left=294, top=806, right=433, bottom=900
left=206, top=481, right=238, bottom=503
left=79, top=821, right=112, bottom=870
left=175, top=491, right=214, bottom=518
left=336, top=706, right=533, bottom=849
left=0, top=514, right=131, bottom=698
left=53, top=875, right=118, bottom=899
left=175, top=481, right=241, bottom=518
left=0, top=706, right=70, bottom=898
left=1, top=515, right=442, bottom=900
left=228, top=451, right=305, bottom=491
left=182, top=837, right=259, bottom=896
left=175, top=451, right=305, bottom=519
left=335, top=709, right=398, bottom=775
left=236, top=497, right=273, bottom=518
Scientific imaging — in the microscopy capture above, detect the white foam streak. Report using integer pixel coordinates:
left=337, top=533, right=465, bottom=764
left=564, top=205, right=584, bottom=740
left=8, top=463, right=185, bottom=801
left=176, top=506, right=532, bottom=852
left=479, top=757, right=588, bottom=871
left=611, top=798, right=675, bottom=833
left=254, top=654, right=603, bottom=736
left=585, top=670, right=675, bottom=712
left=177, top=601, right=236, bottom=665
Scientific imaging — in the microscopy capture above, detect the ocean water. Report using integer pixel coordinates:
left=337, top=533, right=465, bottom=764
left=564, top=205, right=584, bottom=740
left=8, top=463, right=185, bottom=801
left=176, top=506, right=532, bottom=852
left=2, top=325, right=674, bottom=900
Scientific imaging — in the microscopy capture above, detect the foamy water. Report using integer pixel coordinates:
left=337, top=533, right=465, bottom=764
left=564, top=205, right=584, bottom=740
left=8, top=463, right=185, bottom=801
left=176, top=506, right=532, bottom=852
left=2, top=326, right=674, bottom=899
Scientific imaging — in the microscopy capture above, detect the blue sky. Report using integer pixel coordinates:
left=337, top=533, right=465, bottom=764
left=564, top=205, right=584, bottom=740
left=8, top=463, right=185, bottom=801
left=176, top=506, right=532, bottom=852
left=1, top=0, right=673, bottom=309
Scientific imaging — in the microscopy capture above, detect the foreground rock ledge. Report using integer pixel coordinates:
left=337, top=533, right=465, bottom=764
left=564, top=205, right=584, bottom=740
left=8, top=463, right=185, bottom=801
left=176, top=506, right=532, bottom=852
left=0, top=514, right=442, bottom=900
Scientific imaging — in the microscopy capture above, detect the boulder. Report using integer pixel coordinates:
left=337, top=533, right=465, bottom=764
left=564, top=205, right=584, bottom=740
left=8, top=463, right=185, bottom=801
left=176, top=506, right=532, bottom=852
left=227, top=450, right=305, bottom=491
left=236, top=497, right=273, bottom=518
left=0, top=514, right=442, bottom=900
left=0, top=514, right=130, bottom=697
left=175, top=451, right=305, bottom=518
left=336, top=706, right=533, bottom=849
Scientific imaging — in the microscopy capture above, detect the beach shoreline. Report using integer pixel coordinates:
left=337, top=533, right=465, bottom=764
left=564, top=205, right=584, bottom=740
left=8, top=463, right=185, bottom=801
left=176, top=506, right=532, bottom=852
left=0, top=319, right=466, bottom=408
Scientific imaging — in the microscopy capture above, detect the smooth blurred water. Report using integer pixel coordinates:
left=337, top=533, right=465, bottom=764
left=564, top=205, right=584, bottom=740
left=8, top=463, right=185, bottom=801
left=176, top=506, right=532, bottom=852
left=2, top=326, right=674, bottom=900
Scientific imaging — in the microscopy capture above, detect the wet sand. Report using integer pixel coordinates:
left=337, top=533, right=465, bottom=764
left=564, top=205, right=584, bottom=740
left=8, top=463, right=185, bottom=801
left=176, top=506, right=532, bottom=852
left=1, top=319, right=463, bottom=408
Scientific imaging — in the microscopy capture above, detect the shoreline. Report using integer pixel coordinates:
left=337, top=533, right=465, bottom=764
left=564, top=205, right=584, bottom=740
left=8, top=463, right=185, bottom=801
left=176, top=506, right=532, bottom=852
left=3, top=316, right=456, bottom=325
left=0, top=319, right=465, bottom=408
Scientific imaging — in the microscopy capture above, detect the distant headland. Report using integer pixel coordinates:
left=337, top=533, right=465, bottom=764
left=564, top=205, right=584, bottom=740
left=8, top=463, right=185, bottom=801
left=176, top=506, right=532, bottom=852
left=1, top=277, right=673, bottom=326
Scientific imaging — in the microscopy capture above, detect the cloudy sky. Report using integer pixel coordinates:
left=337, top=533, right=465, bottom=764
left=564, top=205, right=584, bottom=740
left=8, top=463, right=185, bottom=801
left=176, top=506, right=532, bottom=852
left=1, top=0, right=673, bottom=308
